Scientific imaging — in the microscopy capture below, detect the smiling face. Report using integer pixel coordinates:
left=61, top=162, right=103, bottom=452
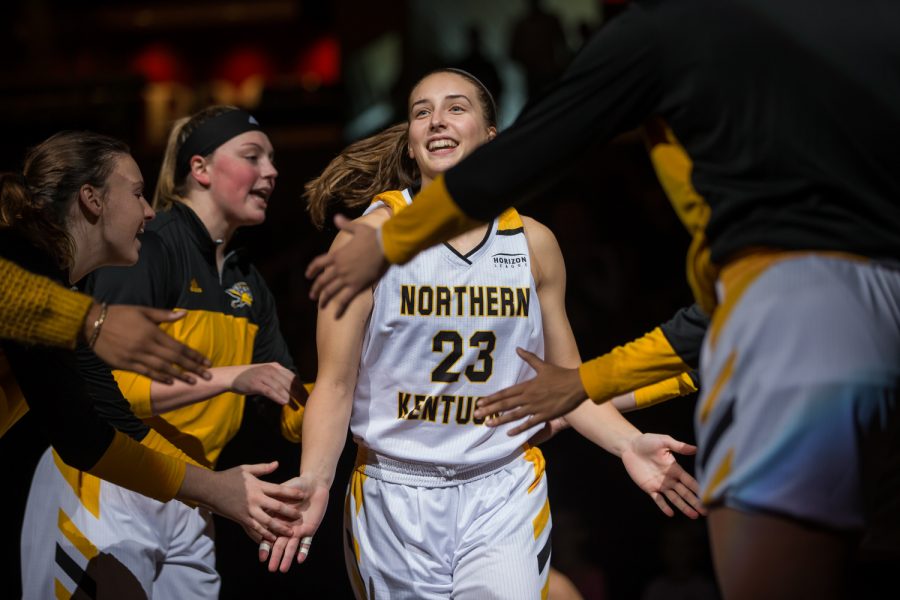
left=407, top=71, right=497, bottom=187
left=100, top=154, right=154, bottom=265
left=204, top=130, right=278, bottom=228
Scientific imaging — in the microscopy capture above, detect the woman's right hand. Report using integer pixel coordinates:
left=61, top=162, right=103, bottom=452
left=182, top=461, right=305, bottom=543
left=258, top=474, right=331, bottom=572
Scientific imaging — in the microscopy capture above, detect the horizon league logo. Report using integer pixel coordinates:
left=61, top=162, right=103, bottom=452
left=491, top=253, right=527, bottom=268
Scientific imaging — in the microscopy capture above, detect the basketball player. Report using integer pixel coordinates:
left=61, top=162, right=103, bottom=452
left=266, top=69, right=704, bottom=599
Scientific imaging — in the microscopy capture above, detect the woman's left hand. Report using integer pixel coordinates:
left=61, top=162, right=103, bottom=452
left=621, top=433, right=707, bottom=518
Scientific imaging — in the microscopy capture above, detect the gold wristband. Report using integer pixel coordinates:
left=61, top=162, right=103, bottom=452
left=87, top=302, right=109, bottom=349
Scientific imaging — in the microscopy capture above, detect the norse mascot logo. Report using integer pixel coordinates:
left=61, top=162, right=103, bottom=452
left=225, top=282, right=253, bottom=308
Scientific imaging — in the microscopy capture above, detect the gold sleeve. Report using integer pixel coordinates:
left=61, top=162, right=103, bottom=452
left=632, top=372, right=698, bottom=409
left=280, top=382, right=314, bottom=444
left=578, top=326, right=691, bottom=404
left=88, top=429, right=201, bottom=502
left=0, top=257, right=93, bottom=349
left=380, top=175, right=484, bottom=265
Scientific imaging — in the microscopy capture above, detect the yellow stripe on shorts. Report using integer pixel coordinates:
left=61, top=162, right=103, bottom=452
left=702, top=448, right=734, bottom=505
left=52, top=450, right=101, bottom=519
left=699, top=351, right=736, bottom=424
left=533, top=498, right=551, bottom=540
left=523, top=446, right=546, bottom=494
left=58, top=508, right=99, bottom=560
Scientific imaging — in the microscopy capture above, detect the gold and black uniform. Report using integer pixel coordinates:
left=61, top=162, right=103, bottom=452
left=0, top=229, right=191, bottom=502
left=83, top=201, right=298, bottom=466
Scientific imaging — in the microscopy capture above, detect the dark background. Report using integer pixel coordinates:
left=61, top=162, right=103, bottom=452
left=1, top=1, right=718, bottom=598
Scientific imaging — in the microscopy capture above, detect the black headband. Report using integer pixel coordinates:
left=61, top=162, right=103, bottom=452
left=175, top=109, right=262, bottom=180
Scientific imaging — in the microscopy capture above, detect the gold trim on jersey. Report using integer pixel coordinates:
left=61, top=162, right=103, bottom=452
left=497, top=208, right=523, bottom=232
left=523, top=445, right=546, bottom=494
left=378, top=176, right=485, bottom=265
left=371, top=189, right=409, bottom=214
left=113, top=307, right=258, bottom=466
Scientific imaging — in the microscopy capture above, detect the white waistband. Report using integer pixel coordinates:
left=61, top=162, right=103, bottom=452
left=355, top=446, right=524, bottom=487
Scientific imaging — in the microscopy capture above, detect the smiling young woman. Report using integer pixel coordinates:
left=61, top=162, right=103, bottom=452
left=266, top=69, right=703, bottom=600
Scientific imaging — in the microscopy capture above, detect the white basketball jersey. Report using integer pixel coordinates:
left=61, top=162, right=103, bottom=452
left=352, top=189, right=544, bottom=467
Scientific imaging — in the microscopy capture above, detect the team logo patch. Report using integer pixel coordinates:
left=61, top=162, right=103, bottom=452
left=491, top=253, right=528, bottom=268
left=189, top=278, right=203, bottom=293
left=226, top=282, right=253, bottom=308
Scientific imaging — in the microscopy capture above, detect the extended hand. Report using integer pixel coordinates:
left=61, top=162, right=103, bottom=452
left=231, top=362, right=299, bottom=406
left=90, top=304, right=211, bottom=384
left=621, top=433, right=706, bottom=518
left=258, top=475, right=331, bottom=573
left=204, top=461, right=306, bottom=543
left=474, top=348, right=588, bottom=436
left=305, top=215, right=388, bottom=318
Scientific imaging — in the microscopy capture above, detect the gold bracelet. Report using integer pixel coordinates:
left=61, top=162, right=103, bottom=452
left=88, top=302, right=109, bottom=349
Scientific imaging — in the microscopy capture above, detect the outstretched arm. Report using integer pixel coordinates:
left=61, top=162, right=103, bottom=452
left=474, top=306, right=704, bottom=428
left=0, top=257, right=210, bottom=383
left=511, top=217, right=704, bottom=517
left=263, top=210, right=386, bottom=572
left=123, top=362, right=300, bottom=417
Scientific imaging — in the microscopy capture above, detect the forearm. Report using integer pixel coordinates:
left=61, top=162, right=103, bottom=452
left=148, top=365, right=244, bottom=414
left=299, top=382, right=354, bottom=488
left=565, top=399, right=641, bottom=458
left=87, top=429, right=194, bottom=502
left=176, top=463, right=219, bottom=508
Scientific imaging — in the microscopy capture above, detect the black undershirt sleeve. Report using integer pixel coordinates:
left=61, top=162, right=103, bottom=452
left=3, top=339, right=118, bottom=471
left=445, top=4, right=663, bottom=221
left=658, top=303, right=710, bottom=370
left=74, top=343, right=152, bottom=440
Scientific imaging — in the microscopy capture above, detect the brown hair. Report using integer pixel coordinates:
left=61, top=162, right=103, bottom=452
left=0, top=131, right=129, bottom=266
left=153, top=104, right=239, bottom=211
left=305, top=68, right=497, bottom=229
